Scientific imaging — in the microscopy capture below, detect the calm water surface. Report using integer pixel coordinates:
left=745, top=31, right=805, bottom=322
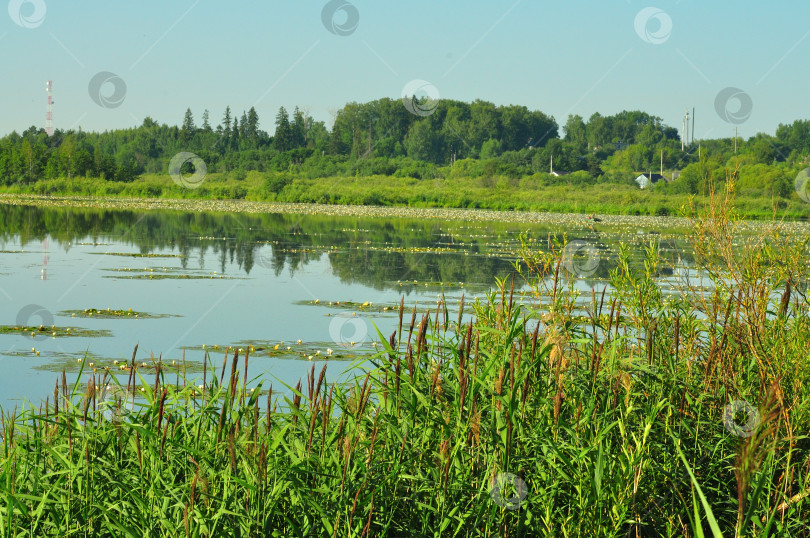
left=0, top=204, right=690, bottom=408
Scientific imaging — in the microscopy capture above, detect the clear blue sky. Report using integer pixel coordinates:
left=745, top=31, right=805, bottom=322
left=1, top=0, right=808, bottom=139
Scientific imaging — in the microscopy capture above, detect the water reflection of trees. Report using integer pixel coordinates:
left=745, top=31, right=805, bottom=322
left=0, top=205, right=694, bottom=292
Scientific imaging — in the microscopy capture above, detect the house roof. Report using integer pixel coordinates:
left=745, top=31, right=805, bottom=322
left=637, top=173, right=665, bottom=181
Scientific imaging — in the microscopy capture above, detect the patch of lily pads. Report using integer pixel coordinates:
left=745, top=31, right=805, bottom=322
left=102, top=267, right=244, bottom=280
left=58, top=308, right=178, bottom=320
left=0, top=325, right=112, bottom=338
left=294, top=299, right=400, bottom=314
left=25, top=351, right=205, bottom=374
left=181, top=340, right=378, bottom=362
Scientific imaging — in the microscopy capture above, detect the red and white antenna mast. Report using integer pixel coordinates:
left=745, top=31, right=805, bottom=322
left=45, top=80, right=53, bottom=136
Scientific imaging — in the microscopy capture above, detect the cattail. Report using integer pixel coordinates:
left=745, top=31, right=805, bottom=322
left=307, top=364, right=316, bottom=405
left=356, top=373, right=372, bottom=418
left=397, top=295, right=405, bottom=347
left=243, top=346, right=250, bottom=394
left=219, top=352, right=228, bottom=386
left=494, top=367, right=505, bottom=411
left=470, top=410, right=481, bottom=447
left=405, top=344, right=415, bottom=382
left=228, top=350, right=239, bottom=406
left=61, top=370, right=68, bottom=411
left=292, top=380, right=302, bottom=426
left=157, top=388, right=168, bottom=430
left=509, top=343, right=516, bottom=390
left=228, top=429, right=236, bottom=471
left=315, top=365, right=327, bottom=407
left=184, top=505, right=190, bottom=538
left=407, top=305, right=417, bottom=346
left=53, top=381, right=59, bottom=421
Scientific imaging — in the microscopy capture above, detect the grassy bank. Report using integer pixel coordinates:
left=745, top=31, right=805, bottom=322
left=1, top=184, right=809, bottom=536
left=2, top=172, right=808, bottom=219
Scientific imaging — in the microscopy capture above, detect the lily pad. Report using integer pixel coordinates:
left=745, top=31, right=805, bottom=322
left=58, top=308, right=179, bottom=320
left=0, top=325, right=112, bottom=338
left=293, top=299, right=400, bottom=314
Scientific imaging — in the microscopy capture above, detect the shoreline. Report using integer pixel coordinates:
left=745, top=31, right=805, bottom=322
left=1, top=193, right=807, bottom=232
left=0, top=193, right=693, bottom=228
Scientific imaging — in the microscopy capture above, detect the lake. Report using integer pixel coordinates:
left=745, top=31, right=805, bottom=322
left=0, top=203, right=691, bottom=409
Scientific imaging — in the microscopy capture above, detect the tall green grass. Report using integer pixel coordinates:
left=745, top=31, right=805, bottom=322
left=3, top=172, right=808, bottom=219
left=1, top=174, right=809, bottom=536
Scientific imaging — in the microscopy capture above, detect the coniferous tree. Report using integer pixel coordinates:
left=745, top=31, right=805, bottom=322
left=181, top=108, right=195, bottom=142
left=274, top=106, right=291, bottom=152
left=292, top=107, right=306, bottom=149
left=247, top=107, right=260, bottom=146
left=221, top=106, right=232, bottom=151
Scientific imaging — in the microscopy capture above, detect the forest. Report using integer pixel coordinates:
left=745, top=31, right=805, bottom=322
left=2, top=98, right=810, bottom=203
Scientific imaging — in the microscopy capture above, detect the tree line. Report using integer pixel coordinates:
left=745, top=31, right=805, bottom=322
left=1, top=98, right=810, bottom=197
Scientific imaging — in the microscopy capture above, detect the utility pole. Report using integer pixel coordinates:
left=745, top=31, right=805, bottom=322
left=660, top=149, right=663, bottom=177
left=691, top=107, right=695, bottom=144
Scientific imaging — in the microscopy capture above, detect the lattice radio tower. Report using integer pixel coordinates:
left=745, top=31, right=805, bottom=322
left=45, top=80, right=53, bottom=136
